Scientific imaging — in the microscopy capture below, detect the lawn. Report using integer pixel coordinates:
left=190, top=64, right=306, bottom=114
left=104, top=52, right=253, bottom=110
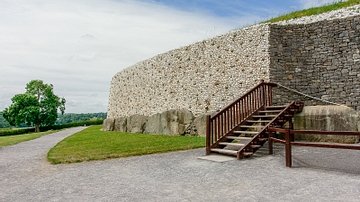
left=0, top=130, right=59, bottom=148
left=47, top=125, right=205, bottom=164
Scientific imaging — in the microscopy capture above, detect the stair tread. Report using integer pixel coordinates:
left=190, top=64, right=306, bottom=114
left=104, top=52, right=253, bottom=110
left=234, top=131, right=258, bottom=134
left=253, top=115, right=277, bottom=118
left=259, top=110, right=283, bottom=113
left=219, top=142, right=245, bottom=147
left=265, top=105, right=287, bottom=109
left=246, top=120, right=271, bottom=123
left=211, top=148, right=237, bottom=156
left=227, top=136, right=252, bottom=140
left=240, top=125, right=264, bottom=128
left=243, top=152, right=254, bottom=156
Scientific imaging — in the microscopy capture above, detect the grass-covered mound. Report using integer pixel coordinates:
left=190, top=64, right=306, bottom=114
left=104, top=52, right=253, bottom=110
left=264, top=0, right=360, bottom=23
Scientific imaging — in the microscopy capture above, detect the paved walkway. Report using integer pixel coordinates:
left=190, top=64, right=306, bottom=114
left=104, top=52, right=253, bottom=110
left=1, top=127, right=360, bottom=201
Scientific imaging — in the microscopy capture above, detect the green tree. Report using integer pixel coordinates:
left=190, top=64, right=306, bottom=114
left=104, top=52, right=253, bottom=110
left=3, top=80, right=66, bottom=132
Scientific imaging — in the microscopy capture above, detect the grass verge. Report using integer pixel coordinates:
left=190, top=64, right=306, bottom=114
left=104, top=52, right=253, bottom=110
left=263, top=0, right=360, bottom=23
left=0, top=130, right=59, bottom=148
left=47, top=125, right=205, bottom=164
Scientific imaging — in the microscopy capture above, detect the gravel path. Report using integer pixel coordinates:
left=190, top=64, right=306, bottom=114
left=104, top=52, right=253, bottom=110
left=1, top=127, right=360, bottom=202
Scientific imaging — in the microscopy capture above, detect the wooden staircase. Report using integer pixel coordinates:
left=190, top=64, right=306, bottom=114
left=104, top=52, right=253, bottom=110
left=206, top=81, right=304, bottom=160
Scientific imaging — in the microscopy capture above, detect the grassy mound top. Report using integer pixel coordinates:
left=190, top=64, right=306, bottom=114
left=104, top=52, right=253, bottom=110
left=264, top=0, right=360, bottom=23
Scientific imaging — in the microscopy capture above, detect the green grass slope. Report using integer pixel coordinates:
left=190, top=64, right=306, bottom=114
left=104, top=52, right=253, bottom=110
left=264, top=0, right=360, bottom=23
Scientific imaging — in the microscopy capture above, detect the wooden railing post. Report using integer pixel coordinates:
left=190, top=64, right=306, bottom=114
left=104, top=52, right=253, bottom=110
left=260, top=79, right=265, bottom=106
left=206, top=115, right=211, bottom=155
left=285, top=127, right=292, bottom=167
left=268, top=130, right=274, bottom=155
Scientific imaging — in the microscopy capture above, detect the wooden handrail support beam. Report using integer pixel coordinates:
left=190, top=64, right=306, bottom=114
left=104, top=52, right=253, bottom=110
left=268, top=127, right=360, bottom=168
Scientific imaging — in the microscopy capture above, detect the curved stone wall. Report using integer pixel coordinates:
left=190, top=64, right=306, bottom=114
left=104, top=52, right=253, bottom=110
left=107, top=13, right=360, bottom=122
left=107, top=25, right=270, bottom=118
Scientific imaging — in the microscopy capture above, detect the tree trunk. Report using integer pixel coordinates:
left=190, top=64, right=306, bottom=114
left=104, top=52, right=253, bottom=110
left=35, top=125, right=40, bottom=133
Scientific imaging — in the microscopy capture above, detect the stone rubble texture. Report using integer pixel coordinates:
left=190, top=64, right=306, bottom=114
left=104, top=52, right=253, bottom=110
left=107, top=25, right=270, bottom=119
left=105, top=5, right=360, bottom=135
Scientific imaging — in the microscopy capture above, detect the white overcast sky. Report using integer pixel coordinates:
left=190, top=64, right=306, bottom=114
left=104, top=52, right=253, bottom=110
left=0, top=0, right=339, bottom=113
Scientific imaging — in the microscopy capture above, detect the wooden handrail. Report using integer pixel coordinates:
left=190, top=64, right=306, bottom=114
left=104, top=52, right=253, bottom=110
left=206, top=81, right=277, bottom=154
left=269, top=128, right=360, bottom=136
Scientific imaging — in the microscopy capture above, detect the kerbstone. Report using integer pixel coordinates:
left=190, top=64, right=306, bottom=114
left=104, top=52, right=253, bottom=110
left=102, top=118, right=115, bottom=131
left=126, top=115, right=147, bottom=133
left=144, top=109, right=195, bottom=136
left=294, top=106, right=360, bottom=143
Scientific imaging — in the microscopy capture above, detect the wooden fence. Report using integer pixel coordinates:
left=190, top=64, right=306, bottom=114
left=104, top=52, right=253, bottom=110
left=268, top=127, right=360, bottom=167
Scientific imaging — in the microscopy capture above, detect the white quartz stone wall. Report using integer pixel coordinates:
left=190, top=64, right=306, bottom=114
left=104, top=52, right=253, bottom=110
left=107, top=25, right=271, bottom=118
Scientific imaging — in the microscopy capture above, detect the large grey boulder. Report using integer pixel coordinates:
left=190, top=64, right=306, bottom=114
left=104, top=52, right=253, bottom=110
left=192, top=114, right=209, bottom=137
left=144, top=109, right=194, bottom=135
left=103, top=118, right=115, bottom=131
left=184, top=112, right=214, bottom=137
left=126, top=114, right=148, bottom=133
left=294, top=106, right=360, bottom=143
left=114, top=117, right=127, bottom=132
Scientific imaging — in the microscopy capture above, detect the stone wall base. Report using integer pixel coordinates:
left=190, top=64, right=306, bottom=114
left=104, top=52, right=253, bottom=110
left=103, top=106, right=360, bottom=143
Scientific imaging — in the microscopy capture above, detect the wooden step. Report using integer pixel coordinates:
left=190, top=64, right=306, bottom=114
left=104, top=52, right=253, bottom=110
left=252, top=115, right=277, bottom=118
left=243, top=152, right=254, bottom=157
left=210, top=148, right=237, bottom=156
left=265, top=105, right=287, bottom=109
left=259, top=110, right=283, bottom=113
left=250, top=145, right=261, bottom=149
left=246, top=120, right=271, bottom=123
left=227, top=136, right=252, bottom=140
left=257, top=138, right=268, bottom=142
left=219, top=142, right=245, bottom=147
left=234, top=131, right=258, bottom=135
left=240, top=125, right=264, bottom=129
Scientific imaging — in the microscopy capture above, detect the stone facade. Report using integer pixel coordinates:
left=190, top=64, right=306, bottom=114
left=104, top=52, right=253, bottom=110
left=107, top=25, right=270, bottom=118
left=106, top=13, right=360, bottom=134
left=270, top=16, right=360, bottom=109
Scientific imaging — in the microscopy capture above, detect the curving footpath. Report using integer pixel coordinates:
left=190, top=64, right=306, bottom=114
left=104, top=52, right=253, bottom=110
left=1, top=127, right=360, bottom=201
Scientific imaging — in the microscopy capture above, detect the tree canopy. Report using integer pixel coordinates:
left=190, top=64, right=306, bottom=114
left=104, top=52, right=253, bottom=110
left=3, top=80, right=66, bottom=132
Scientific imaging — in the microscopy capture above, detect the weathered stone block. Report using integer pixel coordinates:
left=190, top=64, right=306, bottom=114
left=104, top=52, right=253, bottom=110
left=114, top=117, right=127, bottom=132
left=126, top=115, right=148, bottom=133
left=103, top=118, right=115, bottom=131
left=192, top=114, right=210, bottom=137
left=294, top=106, right=360, bottom=143
left=144, top=109, right=195, bottom=135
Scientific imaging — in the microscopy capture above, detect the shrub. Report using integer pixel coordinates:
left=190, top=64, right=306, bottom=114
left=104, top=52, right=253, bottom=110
left=0, top=119, right=104, bottom=136
left=0, top=128, right=35, bottom=136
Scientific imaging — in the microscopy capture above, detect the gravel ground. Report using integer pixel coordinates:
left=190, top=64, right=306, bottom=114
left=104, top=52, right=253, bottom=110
left=1, top=127, right=360, bottom=202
